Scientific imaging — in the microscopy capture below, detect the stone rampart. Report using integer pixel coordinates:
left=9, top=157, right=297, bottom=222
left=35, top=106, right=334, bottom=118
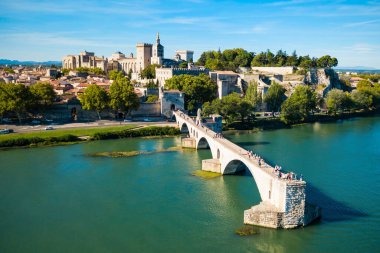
left=251, top=67, right=295, bottom=75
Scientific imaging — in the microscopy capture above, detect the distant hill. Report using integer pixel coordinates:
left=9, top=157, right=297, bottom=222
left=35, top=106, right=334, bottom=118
left=0, top=59, right=62, bottom=66
left=334, top=66, right=380, bottom=74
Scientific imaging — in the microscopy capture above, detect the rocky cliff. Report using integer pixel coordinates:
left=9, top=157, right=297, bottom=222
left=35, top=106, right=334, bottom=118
left=305, top=68, right=342, bottom=96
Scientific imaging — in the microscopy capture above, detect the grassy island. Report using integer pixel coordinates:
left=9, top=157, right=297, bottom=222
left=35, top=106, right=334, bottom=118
left=192, top=170, right=221, bottom=179
left=235, top=226, right=259, bottom=236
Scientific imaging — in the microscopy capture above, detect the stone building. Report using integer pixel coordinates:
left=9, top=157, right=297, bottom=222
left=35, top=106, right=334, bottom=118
left=175, top=50, right=194, bottom=62
left=62, top=33, right=164, bottom=75
left=62, top=51, right=107, bottom=71
left=209, top=71, right=243, bottom=99
left=160, top=89, right=185, bottom=118
left=62, top=33, right=198, bottom=82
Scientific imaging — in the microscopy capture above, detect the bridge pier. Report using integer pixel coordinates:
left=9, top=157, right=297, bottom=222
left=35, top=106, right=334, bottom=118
left=202, top=159, right=221, bottom=173
left=244, top=182, right=321, bottom=229
left=181, top=137, right=196, bottom=148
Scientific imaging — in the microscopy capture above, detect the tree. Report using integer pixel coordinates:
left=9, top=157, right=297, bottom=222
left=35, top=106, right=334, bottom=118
left=197, top=52, right=208, bottom=66
left=141, top=64, right=160, bottom=79
left=29, top=82, right=56, bottom=109
left=61, top=68, right=70, bottom=76
left=244, top=81, right=262, bottom=110
left=146, top=95, right=158, bottom=103
left=356, top=80, right=373, bottom=90
left=165, top=74, right=217, bottom=112
left=79, top=84, right=109, bottom=120
left=179, top=61, right=188, bottom=68
left=3, top=83, right=32, bottom=123
left=251, top=52, right=267, bottom=67
left=91, top=67, right=106, bottom=76
left=146, top=80, right=158, bottom=89
left=275, top=50, right=288, bottom=66
left=356, top=81, right=380, bottom=108
left=286, top=50, right=298, bottom=66
left=109, top=77, right=140, bottom=118
left=350, top=90, right=372, bottom=110
left=326, top=89, right=351, bottom=115
left=202, top=93, right=253, bottom=124
left=108, top=70, right=125, bottom=80
left=317, top=55, right=338, bottom=68
left=76, top=67, right=105, bottom=76
left=0, top=82, right=11, bottom=121
left=264, top=82, right=286, bottom=114
left=281, top=85, right=317, bottom=124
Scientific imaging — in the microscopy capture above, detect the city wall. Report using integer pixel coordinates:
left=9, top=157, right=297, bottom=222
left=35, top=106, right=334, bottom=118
left=251, top=67, right=295, bottom=75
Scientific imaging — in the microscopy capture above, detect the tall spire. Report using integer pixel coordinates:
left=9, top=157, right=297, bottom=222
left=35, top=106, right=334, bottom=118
left=156, top=32, right=160, bottom=44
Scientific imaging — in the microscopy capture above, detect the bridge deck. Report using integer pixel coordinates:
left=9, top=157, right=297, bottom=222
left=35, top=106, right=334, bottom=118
left=174, top=111, right=303, bottom=184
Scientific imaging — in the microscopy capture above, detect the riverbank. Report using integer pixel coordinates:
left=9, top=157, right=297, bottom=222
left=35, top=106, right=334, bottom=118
left=0, top=126, right=180, bottom=150
left=225, top=109, right=380, bottom=131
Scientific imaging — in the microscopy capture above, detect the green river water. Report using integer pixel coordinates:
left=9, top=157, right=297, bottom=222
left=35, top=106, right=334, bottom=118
left=1, top=117, right=380, bottom=253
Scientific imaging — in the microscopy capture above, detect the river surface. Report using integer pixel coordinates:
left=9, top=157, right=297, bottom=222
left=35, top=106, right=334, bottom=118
left=1, top=117, right=380, bottom=253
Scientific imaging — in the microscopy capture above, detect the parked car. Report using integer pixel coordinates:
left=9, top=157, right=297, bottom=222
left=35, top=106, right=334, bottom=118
left=123, top=119, right=133, bottom=122
left=45, top=126, right=54, bottom=130
left=143, top=118, right=151, bottom=122
left=31, top=120, right=41, bottom=124
left=0, top=129, right=13, bottom=134
left=2, top=118, right=12, bottom=123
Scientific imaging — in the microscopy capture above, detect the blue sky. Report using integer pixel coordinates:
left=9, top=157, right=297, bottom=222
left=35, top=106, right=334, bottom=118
left=0, top=0, right=379, bottom=68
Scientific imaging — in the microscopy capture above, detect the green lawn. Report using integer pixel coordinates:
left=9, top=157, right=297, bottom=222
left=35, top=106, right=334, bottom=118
left=0, top=125, right=140, bottom=141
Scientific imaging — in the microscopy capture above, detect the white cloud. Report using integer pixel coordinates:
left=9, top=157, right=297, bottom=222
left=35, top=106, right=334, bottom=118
left=344, top=20, right=379, bottom=27
left=1, top=32, right=131, bottom=49
left=343, top=43, right=379, bottom=53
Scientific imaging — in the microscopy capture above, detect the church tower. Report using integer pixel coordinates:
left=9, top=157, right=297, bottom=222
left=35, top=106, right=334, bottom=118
left=152, top=32, right=164, bottom=65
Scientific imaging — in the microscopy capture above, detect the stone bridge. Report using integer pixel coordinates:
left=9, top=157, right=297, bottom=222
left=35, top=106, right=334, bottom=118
left=173, top=110, right=320, bottom=229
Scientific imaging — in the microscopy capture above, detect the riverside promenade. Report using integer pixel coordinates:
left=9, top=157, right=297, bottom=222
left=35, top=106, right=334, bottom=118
left=174, top=110, right=320, bottom=229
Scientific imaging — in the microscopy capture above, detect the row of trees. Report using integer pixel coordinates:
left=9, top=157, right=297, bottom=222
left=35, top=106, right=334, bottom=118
left=197, top=48, right=338, bottom=71
left=197, top=48, right=253, bottom=71
left=264, top=81, right=379, bottom=124
left=61, top=67, right=106, bottom=76
left=80, top=76, right=140, bottom=119
left=0, top=82, right=56, bottom=123
left=200, top=80, right=380, bottom=126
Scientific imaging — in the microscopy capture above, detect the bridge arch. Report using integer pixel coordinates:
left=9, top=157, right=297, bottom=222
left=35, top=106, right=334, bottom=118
left=223, top=159, right=251, bottom=175
left=179, top=122, right=190, bottom=133
left=197, top=137, right=210, bottom=149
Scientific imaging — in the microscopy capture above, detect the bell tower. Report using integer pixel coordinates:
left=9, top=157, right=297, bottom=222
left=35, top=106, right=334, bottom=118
left=152, top=32, right=164, bottom=65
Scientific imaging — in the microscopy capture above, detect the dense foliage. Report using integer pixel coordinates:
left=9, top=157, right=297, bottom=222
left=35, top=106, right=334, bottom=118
left=197, top=48, right=253, bottom=70
left=197, top=48, right=338, bottom=70
left=76, top=67, right=105, bottom=75
left=108, top=70, right=125, bottom=80
left=244, top=81, right=262, bottom=110
left=92, top=126, right=180, bottom=140
left=140, top=64, right=160, bottom=79
left=146, top=95, right=158, bottom=103
left=264, top=82, right=286, bottom=113
left=109, top=77, right=140, bottom=117
left=165, top=74, right=217, bottom=111
left=0, top=82, right=57, bottom=123
left=0, top=134, right=80, bottom=148
left=202, top=93, right=253, bottom=124
left=79, top=84, right=109, bottom=119
left=280, top=86, right=317, bottom=124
